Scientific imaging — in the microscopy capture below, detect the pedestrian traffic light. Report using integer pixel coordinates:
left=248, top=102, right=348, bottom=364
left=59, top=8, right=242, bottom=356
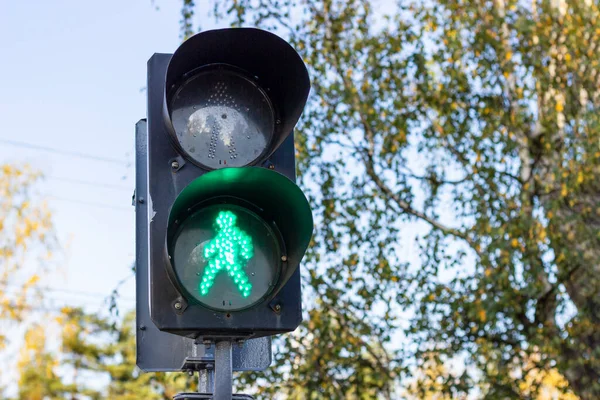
left=137, top=28, right=312, bottom=340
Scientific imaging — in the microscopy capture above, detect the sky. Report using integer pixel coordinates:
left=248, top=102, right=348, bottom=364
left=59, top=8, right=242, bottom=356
left=0, top=0, right=192, bottom=310
left=0, top=0, right=215, bottom=390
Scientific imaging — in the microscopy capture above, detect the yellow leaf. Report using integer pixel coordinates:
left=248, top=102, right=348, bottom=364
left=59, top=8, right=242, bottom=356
left=561, top=183, right=568, bottom=197
left=505, top=51, right=512, bottom=61
left=485, top=268, right=492, bottom=277
left=577, top=171, right=584, bottom=184
left=479, top=309, right=487, bottom=322
left=25, top=274, right=40, bottom=286
left=556, top=102, right=564, bottom=113
left=511, top=238, right=519, bottom=248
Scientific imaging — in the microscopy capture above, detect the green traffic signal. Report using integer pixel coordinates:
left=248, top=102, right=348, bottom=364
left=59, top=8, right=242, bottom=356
left=171, top=204, right=282, bottom=311
left=200, top=210, right=254, bottom=298
left=165, top=167, right=313, bottom=314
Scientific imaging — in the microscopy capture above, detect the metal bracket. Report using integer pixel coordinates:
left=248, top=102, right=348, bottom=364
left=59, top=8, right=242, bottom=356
left=268, top=300, right=282, bottom=315
left=170, top=155, right=186, bottom=172
left=181, top=356, right=215, bottom=372
left=175, top=341, right=256, bottom=400
left=172, top=297, right=188, bottom=314
left=261, top=159, right=275, bottom=170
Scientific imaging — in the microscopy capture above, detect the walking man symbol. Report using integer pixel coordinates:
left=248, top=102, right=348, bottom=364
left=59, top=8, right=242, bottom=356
left=200, top=210, right=254, bottom=298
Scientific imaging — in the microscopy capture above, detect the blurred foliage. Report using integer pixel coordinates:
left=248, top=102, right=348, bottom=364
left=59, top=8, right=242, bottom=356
left=16, top=326, right=64, bottom=400
left=0, top=163, right=56, bottom=371
left=15, top=308, right=195, bottom=400
left=183, top=0, right=599, bottom=398
left=402, top=352, right=578, bottom=400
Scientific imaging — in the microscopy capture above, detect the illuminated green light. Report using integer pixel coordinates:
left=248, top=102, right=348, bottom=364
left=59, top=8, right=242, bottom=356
left=199, top=210, right=254, bottom=297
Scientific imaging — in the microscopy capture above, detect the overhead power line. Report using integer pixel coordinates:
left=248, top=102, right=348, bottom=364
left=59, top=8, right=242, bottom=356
left=49, top=196, right=132, bottom=212
left=0, top=138, right=126, bottom=165
left=47, top=176, right=132, bottom=191
left=0, top=281, right=135, bottom=302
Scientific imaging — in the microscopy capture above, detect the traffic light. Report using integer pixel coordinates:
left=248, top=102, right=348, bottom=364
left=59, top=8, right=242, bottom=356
left=138, top=28, right=312, bottom=340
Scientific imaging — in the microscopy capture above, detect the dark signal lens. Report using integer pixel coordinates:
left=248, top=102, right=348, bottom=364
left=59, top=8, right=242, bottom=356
left=169, top=68, right=274, bottom=169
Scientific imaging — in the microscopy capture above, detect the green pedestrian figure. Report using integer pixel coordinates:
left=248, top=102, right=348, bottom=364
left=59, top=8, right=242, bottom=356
left=200, top=210, right=254, bottom=298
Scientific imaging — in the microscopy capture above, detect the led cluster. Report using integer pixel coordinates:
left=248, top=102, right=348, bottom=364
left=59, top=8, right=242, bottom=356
left=199, top=210, right=254, bottom=298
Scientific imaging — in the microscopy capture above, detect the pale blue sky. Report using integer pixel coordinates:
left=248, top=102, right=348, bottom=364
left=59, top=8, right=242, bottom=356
left=0, top=0, right=209, bottom=312
left=0, top=0, right=207, bottom=392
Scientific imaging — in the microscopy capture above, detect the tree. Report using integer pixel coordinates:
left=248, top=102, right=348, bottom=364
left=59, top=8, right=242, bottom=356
left=0, top=163, right=57, bottom=392
left=0, top=164, right=55, bottom=344
left=58, top=307, right=195, bottom=399
left=182, top=0, right=600, bottom=398
left=14, top=308, right=195, bottom=399
left=17, top=325, right=69, bottom=400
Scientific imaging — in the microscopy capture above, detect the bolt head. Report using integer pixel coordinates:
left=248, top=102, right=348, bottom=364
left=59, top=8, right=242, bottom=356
left=174, top=302, right=182, bottom=310
left=274, top=304, right=281, bottom=312
left=171, top=160, right=180, bottom=169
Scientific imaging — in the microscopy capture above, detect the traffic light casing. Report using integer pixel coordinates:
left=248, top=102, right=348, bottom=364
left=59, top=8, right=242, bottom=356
left=143, top=28, right=311, bottom=340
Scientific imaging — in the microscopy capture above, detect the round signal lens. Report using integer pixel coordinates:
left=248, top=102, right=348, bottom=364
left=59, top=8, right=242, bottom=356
left=170, top=204, right=281, bottom=311
left=169, top=68, right=274, bottom=169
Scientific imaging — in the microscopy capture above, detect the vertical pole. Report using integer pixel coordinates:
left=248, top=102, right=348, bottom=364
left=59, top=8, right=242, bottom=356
left=198, top=368, right=215, bottom=394
left=213, top=341, right=233, bottom=400
left=196, top=341, right=215, bottom=394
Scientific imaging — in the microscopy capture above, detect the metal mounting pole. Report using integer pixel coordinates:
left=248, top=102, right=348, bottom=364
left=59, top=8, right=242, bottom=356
left=174, top=339, right=256, bottom=400
left=214, top=341, right=233, bottom=400
left=198, top=368, right=215, bottom=394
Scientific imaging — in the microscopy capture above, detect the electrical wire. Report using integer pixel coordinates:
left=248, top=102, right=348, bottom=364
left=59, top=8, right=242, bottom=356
left=0, top=282, right=135, bottom=302
left=49, top=196, right=133, bottom=212
left=0, top=138, right=126, bottom=165
left=47, top=176, right=132, bottom=191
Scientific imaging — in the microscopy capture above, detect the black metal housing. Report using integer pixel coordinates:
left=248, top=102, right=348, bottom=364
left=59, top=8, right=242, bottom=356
left=143, top=28, right=311, bottom=339
left=163, top=28, right=310, bottom=168
left=135, top=120, right=273, bottom=371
